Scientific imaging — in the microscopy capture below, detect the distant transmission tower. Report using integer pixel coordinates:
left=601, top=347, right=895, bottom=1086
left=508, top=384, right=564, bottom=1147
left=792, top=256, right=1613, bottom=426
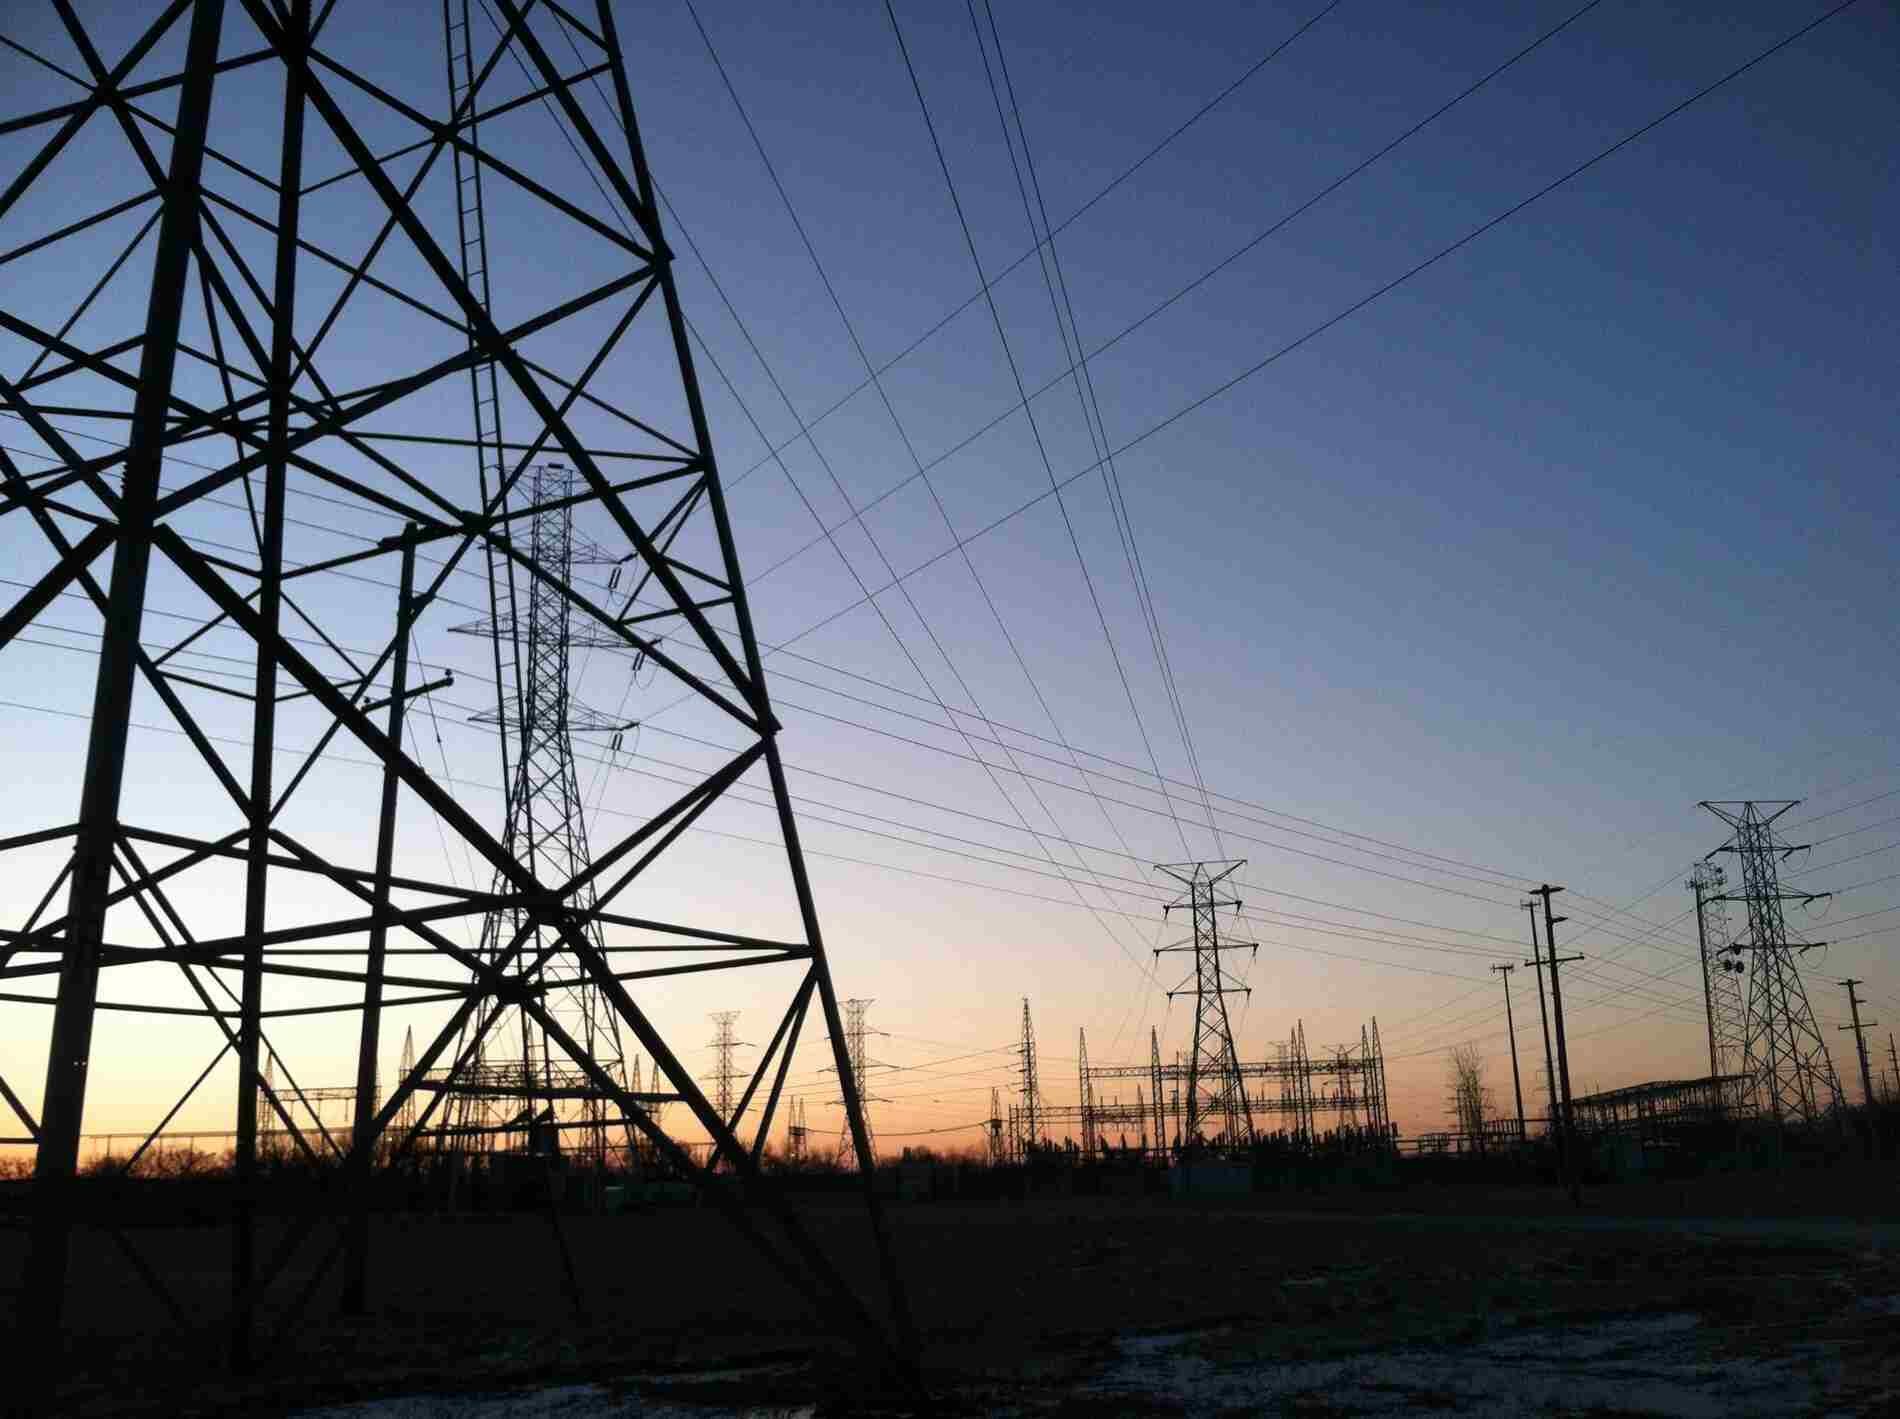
left=1701, top=801, right=1843, bottom=1123
left=987, top=1087, right=1006, bottom=1165
left=1156, top=862, right=1256, bottom=1146
left=836, top=999, right=877, bottom=1169
left=708, top=1011, right=751, bottom=1129
left=1688, top=861, right=1747, bottom=1077
left=1017, top=998, right=1043, bottom=1154
left=436, top=463, right=637, bottom=1165
left=785, top=1098, right=808, bottom=1163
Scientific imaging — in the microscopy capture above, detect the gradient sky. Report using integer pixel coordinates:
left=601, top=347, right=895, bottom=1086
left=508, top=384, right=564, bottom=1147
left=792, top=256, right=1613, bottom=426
left=1, top=0, right=1895, bottom=1155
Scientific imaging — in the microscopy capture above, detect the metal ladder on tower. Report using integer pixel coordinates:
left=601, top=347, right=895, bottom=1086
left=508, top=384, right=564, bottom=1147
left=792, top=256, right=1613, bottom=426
left=440, top=0, right=521, bottom=1161
left=444, top=0, right=507, bottom=520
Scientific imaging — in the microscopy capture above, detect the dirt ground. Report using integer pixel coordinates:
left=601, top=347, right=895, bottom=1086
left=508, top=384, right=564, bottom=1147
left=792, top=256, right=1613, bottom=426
left=7, top=1167, right=1900, bottom=1416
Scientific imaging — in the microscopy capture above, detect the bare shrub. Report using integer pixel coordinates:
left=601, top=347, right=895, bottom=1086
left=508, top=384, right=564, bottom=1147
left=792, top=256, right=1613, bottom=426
left=1446, top=1044, right=1493, bottom=1138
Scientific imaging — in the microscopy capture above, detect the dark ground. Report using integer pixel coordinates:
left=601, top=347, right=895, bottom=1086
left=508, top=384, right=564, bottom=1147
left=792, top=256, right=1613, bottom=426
left=6, top=1162, right=1900, bottom=1416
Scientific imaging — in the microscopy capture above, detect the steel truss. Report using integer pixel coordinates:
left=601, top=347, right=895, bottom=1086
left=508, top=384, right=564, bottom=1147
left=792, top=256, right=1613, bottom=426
left=1701, top=801, right=1843, bottom=1125
left=1569, top=1073, right=1756, bottom=1144
left=0, top=0, right=908, bottom=1383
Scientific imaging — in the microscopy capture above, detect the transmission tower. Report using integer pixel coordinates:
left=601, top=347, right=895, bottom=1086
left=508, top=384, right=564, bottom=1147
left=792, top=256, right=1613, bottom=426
left=1156, top=862, right=1256, bottom=1146
left=707, top=1011, right=752, bottom=1130
left=986, top=1087, right=1005, bottom=1166
left=785, top=1097, right=808, bottom=1163
left=1688, top=861, right=1747, bottom=1077
left=835, top=999, right=877, bottom=1169
left=434, top=461, right=638, bottom=1166
left=1701, top=801, right=1843, bottom=1124
left=1017, top=997, right=1043, bottom=1154
left=0, top=1, right=907, bottom=1378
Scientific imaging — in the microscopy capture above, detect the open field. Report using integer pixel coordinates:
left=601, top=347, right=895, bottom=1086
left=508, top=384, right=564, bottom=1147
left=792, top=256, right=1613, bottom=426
left=7, top=1168, right=1900, bottom=1416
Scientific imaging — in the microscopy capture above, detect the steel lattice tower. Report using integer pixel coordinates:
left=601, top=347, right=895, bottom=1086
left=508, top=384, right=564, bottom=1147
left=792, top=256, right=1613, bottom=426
left=1156, top=862, right=1256, bottom=1146
left=835, top=997, right=876, bottom=1169
left=783, top=1096, right=807, bottom=1162
left=435, top=462, right=637, bottom=1164
left=0, top=0, right=908, bottom=1379
left=1688, top=860, right=1747, bottom=1078
left=1701, top=801, right=1843, bottom=1124
left=1016, top=996, right=1042, bottom=1154
left=708, top=1010, right=747, bottom=1130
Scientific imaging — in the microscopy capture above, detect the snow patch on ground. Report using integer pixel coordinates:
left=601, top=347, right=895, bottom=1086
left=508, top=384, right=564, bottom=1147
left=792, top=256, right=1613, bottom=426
left=293, top=1379, right=813, bottom=1419
left=1083, top=1309, right=1843, bottom=1417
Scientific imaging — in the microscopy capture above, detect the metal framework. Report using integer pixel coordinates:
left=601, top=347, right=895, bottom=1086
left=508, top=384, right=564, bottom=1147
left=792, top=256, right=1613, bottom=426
left=1064, top=1019, right=1389, bottom=1154
left=0, top=0, right=907, bottom=1381
left=1701, top=801, right=1842, bottom=1125
left=1156, top=861, right=1255, bottom=1145
left=1569, top=1074, right=1756, bottom=1144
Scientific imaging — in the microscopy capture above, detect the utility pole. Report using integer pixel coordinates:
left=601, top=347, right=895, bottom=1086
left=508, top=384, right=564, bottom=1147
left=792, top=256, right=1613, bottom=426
left=1522, top=900, right=1558, bottom=1138
left=1492, top=964, right=1526, bottom=1141
left=1838, top=981, right=1878, bottom=1108
left=1529, top=887, right=1581, bottom=1127
left=1529, top=885, right=1583, bottom=1201
left=1688, top=862, right=1746, bottom=1077
left=1889, top=1034, right=1899, bottom=1106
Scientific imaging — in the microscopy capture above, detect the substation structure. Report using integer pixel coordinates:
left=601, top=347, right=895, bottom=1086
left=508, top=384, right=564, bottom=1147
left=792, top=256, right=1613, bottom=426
left=1012, top=864, right=1392, bottom=1159
left=1568, top=1074, right=1756, bottom=1149
left=0, top=0, right=910, bottom=1383
left=1039, top=1018, right=1392, bottom=1158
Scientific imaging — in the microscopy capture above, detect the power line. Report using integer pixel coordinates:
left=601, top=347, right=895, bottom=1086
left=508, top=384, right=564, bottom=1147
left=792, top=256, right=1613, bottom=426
left=718, top=0, right=1869, bottom=743
left=969, top=0, right=1225, bottom=859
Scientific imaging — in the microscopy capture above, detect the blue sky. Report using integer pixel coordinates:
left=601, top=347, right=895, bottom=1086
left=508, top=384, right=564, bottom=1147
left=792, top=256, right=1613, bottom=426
left=0, top=0, right=1894, bottom=1148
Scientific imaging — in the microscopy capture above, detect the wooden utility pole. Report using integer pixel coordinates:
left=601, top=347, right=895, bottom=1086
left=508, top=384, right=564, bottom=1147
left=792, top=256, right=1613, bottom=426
left=1529, top=885, right=1583, bottom=1202
left=1492, top=963, right=1526, bottom=1141
left=1522, top=900, right=1559, bottom=1138
left=1838, top=980, right=1878, bottom=1107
